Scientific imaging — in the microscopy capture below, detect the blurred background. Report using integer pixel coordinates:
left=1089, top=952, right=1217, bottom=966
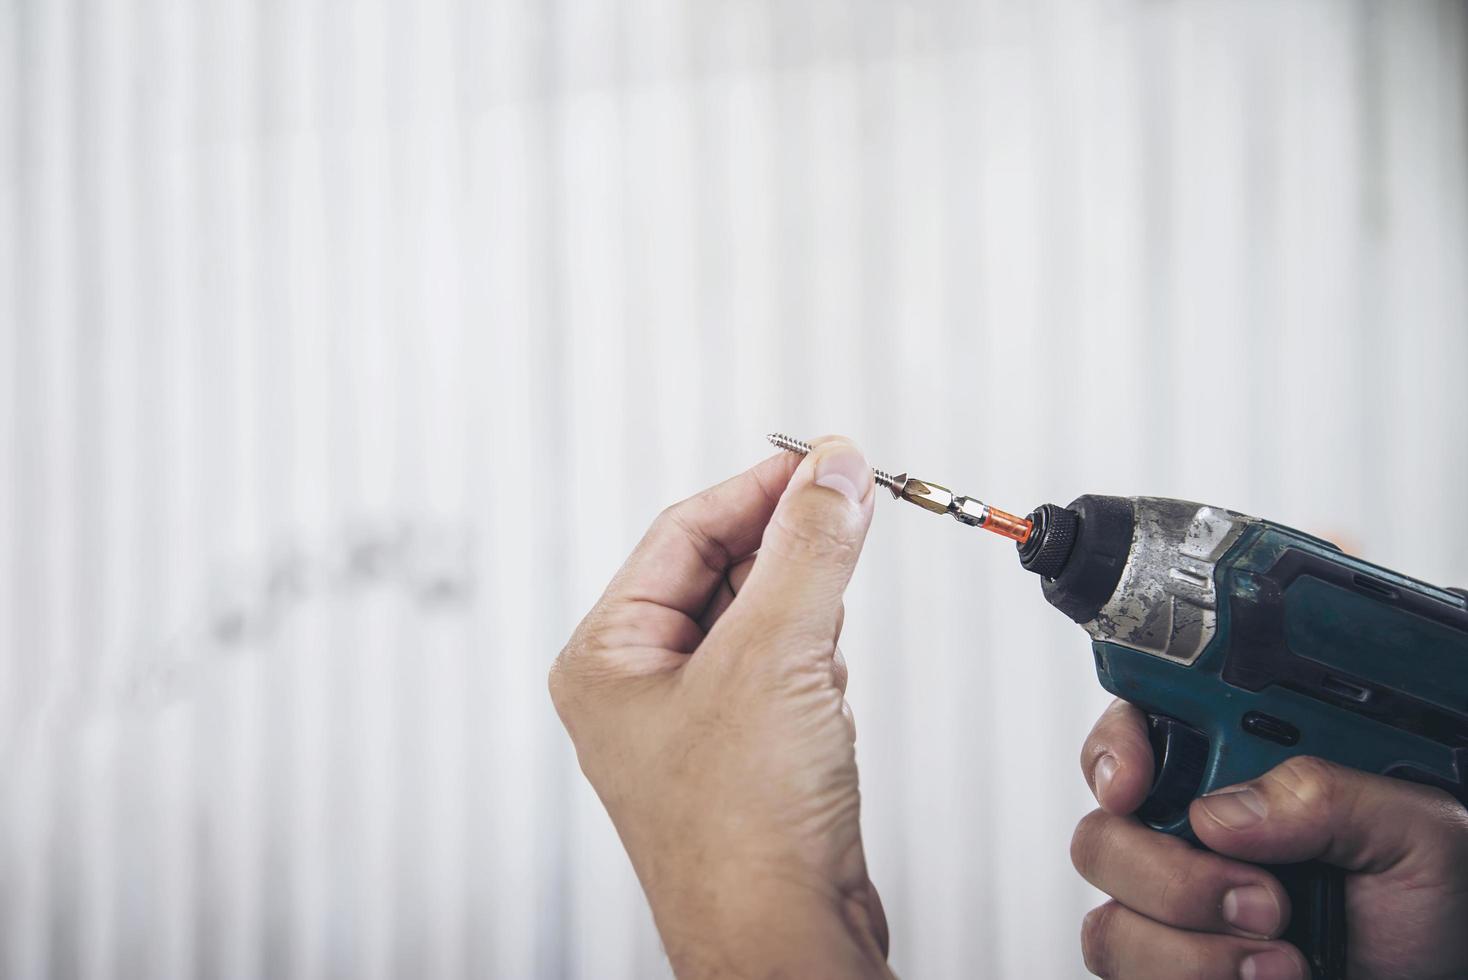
left=3, top=0, right=1467, bottom=977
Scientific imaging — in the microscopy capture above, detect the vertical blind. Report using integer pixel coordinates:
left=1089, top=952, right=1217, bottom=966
left=3, top=0, right=1466, bottom=977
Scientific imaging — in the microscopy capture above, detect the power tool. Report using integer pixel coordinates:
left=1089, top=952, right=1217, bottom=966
left=767, top=435, right=1468, bottom=980
left=1017, top=493, right=1468, bottom=980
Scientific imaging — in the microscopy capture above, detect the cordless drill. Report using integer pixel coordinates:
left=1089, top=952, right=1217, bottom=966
left=765, top=436, right=1468, bottom=979
left=1016, top=495, right=1468, bottom=980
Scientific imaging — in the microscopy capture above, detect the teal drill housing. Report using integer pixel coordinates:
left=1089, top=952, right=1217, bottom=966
left=1020, top=495, right=1468, bottom=980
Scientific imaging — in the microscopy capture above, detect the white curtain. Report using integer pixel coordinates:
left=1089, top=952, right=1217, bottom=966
left=3, top=0, right=1466, bottom=977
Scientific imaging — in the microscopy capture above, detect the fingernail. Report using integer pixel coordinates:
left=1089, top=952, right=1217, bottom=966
left=813, top=442, right=872, bottom=505
left=1239, top=949, right=1303, bottom=980
left=1199, top=787, right=1267, bottom=829
left=1093, top=754, right=1118, bottom=801
left=1222, top=885, right=1281, bottom=937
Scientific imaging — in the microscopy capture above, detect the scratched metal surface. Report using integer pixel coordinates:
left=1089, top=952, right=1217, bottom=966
left=2, top=0, right=1466, bottom=977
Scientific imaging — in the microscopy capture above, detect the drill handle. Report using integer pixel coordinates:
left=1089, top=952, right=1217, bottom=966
left=1268, top=861, right=1347, bottom=980
left=1138, top=712, right=1347, bottom=980
left=1071, top=505, right=1468, bottom=980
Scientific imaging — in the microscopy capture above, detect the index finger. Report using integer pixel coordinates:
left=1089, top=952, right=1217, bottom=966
left=1082, top=699, right=1155, bottom=815
left=601, top=451, right=800, bottom=622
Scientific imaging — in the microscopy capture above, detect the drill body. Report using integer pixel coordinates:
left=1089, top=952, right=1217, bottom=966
left=1024, top=495, right=1468, bottom=979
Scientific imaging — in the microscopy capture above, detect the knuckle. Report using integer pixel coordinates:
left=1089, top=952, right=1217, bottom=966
left=1070, top=810, right=1109, bottom=879
left=830, top=651, right=849, bottom=692
left=1269, top=756, right=1339, bottom=820
left=657, top=495, right=682, bottom=518
left=1179, top=942, right=1216, bottom=980
left=1080, top=902, right=1119, bottom=977
left=650, top=502, right=680, bottom=537
left=1155, top=855, right=1199, bottom=922
left=547, top=659, right=575, bottom=724
left=547, top=651, right=581, bottom=710
left=770, top=648, right=843, bottom=696
left=668, top=506, right=730, bottom=577
left=1441, top=800, right=1468, bottom=858
left=566, top=607, right=609, bottom=655
left=812, top=654, right=840, bottom=690
left=547, top=628, right=621, bottom=717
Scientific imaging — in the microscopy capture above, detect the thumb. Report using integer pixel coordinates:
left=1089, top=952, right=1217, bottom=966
left=1189, top=756, right=1468, bottom=873
left=724, top=436, right=875, bottom=648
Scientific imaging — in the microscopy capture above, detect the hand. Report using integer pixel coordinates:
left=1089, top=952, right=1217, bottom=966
left=549, top=438, right=893, bottom=980
left=1072, top=699, right=1468, bottom=980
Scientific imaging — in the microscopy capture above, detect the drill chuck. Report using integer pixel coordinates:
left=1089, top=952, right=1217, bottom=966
left=1017, top=503, right=1079, bottom=578
left=1016, top=495, right=1137, bottom=623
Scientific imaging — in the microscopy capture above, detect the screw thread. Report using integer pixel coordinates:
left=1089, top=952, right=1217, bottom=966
left=765, top=433, right=905, bottom=492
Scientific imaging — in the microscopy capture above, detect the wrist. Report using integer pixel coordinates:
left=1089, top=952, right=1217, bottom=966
left=648, top=870, right=892, bottom=980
